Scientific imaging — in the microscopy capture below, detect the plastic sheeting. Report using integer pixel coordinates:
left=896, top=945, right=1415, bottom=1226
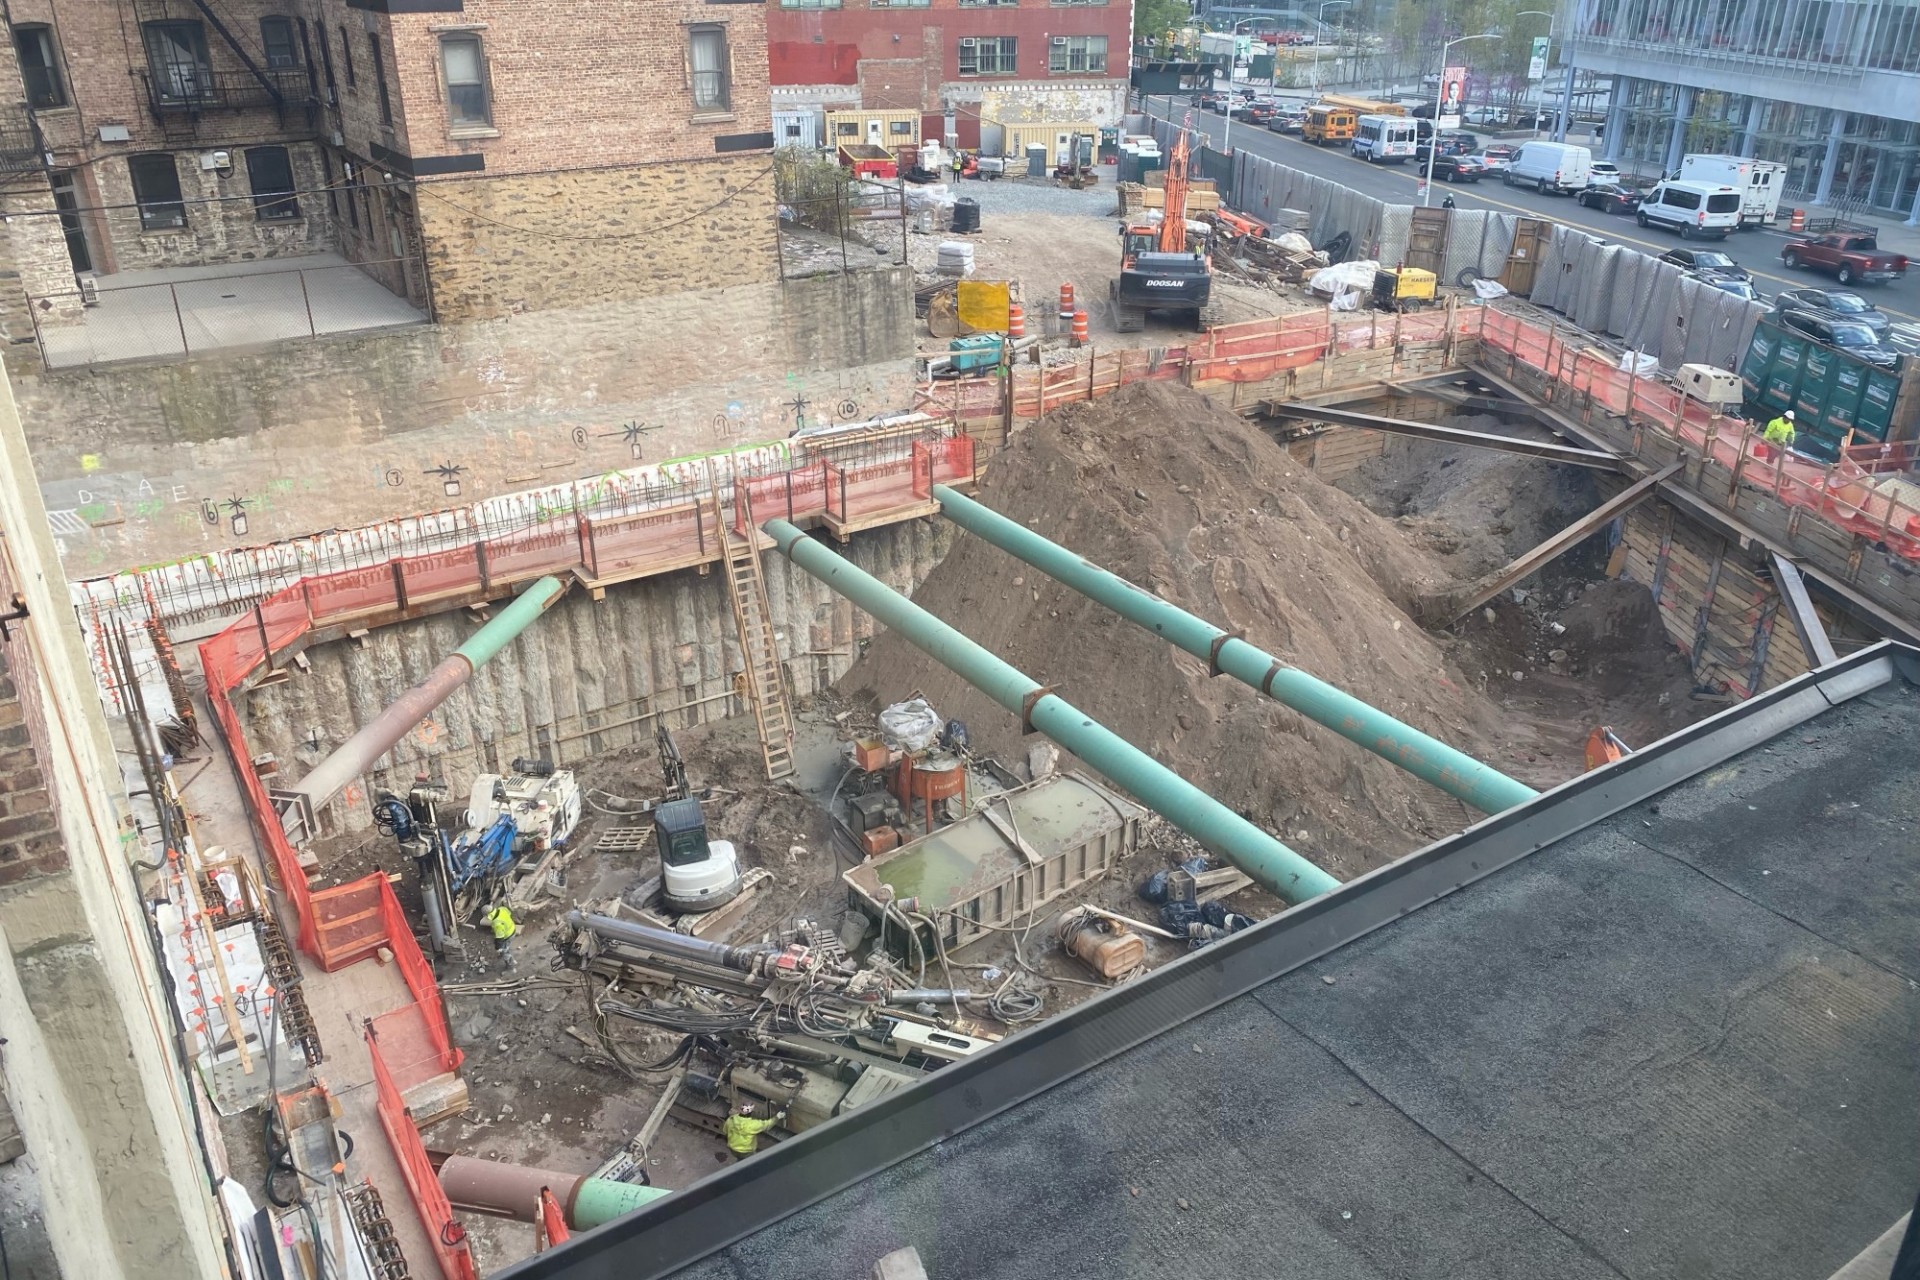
left=1529, top=225, right=1765, bottom=371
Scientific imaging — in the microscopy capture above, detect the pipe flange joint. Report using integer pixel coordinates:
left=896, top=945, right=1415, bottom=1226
left=1020, top=686, right=1054, bottom=735
left=1208, top=631, right=1244, bottom=677
left=1260, top=660, right=1286, bottom=697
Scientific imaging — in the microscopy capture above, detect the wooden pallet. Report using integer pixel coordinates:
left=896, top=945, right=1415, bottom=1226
left=720, top=511, right=796, bottom=780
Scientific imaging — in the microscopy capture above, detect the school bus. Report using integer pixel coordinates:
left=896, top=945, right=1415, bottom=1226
left=1319, top=93, right=1406, bottom=117
left=1304, top=104, right=1358, bottom=145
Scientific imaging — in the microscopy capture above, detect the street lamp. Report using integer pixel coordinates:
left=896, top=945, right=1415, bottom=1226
left=1517, top=10, right=1558, bottom=135
left=1423, top=32, right=1498, bottom=206
left=1311, top=1, right=1349, bottom=93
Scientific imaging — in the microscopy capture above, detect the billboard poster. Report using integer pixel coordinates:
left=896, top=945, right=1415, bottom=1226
left=1528, top=36, right=1551, bottom=80
left=1439, top=65, right=1467, bottom=129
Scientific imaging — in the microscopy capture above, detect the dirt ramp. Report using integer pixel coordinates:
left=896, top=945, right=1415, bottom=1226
left=839, top=382, right=1522, bottom=877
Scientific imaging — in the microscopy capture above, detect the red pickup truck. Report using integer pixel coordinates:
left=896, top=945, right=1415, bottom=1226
left=1780, top=232, right=1909, bottom=286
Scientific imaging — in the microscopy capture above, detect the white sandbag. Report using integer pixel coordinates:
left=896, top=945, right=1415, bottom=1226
left=878, top=698, right=943, bottom=752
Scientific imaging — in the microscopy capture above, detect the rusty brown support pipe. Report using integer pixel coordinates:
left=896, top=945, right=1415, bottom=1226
left=439, top=1155, right=670, bottom=1228
left=290, top=575, right=566, bottom=816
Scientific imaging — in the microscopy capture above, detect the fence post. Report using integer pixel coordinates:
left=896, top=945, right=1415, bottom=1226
left=255, top=605, right=273, bottom=672
left=171, top=284, right=190, bottom=358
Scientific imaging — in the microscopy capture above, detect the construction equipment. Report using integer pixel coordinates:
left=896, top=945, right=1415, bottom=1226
left=1371, top=266, right=1437, bottom=312
left=1210, top=208, right=1268, bottom=241
left=653, top=796, right=742, bottom=912
left=464, top=759, right=582, bottom=856
left=1110, top=113, right=1213, bottom=334
left=1584, top=726, right=1634, bottom=771
left=1053, top=133, right=1098, bottom=188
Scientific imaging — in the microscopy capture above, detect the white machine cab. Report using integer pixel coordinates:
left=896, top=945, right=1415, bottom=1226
left=654, top=796, right=742, bottom=912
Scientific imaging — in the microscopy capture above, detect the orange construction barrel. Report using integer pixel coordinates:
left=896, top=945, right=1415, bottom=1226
left=1008, top=302, right=1025, bottom=339
left=1072, top=308, right=1089, bottom=347
left=1059, top=282, right=1076, bottom=318
left=1789, top=208, right=1806, bottom=232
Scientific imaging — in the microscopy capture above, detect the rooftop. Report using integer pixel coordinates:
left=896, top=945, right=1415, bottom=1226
left=501, top=644, right=1920, bottom=1280
left=35, top=252, right=426, bottom=369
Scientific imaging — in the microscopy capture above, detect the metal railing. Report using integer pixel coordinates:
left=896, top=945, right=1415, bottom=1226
left=28, top=256, right=426, bottom=369
left=134, top=67, right=311, bottom=126
left=0, top=102, right=46, bottom=173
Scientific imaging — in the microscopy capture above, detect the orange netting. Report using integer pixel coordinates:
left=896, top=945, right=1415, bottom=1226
left=367, top=1023, right=478, bottom=1280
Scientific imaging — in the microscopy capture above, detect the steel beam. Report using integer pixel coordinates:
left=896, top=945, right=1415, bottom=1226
left=933, top=485, right=1537, bottom=814
left=1258, top=400, right=1626, bottom=470
left=1438, top=464, right=1682, bottom=624
left=762, top=519, right=1339, bottom=904
left=1769, top=552, right=1840, bottom=669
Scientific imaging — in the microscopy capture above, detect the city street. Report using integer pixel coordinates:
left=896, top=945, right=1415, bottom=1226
left=1141, top=97, right=1920, bottom=325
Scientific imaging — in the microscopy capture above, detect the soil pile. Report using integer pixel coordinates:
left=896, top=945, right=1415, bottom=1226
left=838, top=382, right=1529, bottom=879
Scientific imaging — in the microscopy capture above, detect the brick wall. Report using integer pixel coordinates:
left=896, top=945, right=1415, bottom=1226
left=0, top=549, right=66, bottom=886
left=416, top=153, right=779, bottom=320
left=91, top=141, right=336, bottom=274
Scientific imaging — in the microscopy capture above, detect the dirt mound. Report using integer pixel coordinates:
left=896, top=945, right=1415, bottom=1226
left=1336, top=420, right=1601, bottom=578
left=838, top=382, right=1530, bottom=879
left=1555, top=578, right=1681, bottom=690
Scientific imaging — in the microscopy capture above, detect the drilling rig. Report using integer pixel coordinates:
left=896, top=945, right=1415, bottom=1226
left=1110, top=115, right=1214, bottom=333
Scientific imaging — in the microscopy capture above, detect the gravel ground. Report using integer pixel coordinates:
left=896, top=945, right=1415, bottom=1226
left=938, top=169, right=1124, bottom=219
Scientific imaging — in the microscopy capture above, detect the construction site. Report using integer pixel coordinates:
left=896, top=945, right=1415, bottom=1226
left=2, top=99, right=1918, bottom=1280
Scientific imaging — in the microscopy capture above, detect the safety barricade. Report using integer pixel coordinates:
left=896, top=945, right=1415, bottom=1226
left=366, top=1022, right=478, bottom=1280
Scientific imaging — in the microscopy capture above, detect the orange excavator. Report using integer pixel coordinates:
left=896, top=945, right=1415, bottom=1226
left=1110, top=115, right=1213, bottom=333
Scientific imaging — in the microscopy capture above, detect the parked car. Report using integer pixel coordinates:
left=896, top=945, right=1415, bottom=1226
left=1586, top=161, right=1621, bottom=185
left=1431, top=154, right=1489, bottom=183
left=1266, top=111, right=1307, bottom=134
left=1772, top=287, right=1891, bottom=333
left=1415, top=131, right=1479, bottom=163
left=1780, top=232, right=1909, bottom=286
left=1695, top=275, right=1757, bottom=300
left=1577, top=182, right=1642, bottom=214
left=1637, top=181, right=1742, bottom=239
left=1659, top=248, right=1753, bottom=282
left=1777, top=307, right=1901, bottom=369
left=1504, top=140, right=1593, bottom=194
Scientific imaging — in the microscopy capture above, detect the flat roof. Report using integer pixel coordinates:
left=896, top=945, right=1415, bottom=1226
left=501, top=646, right=1920, bottom=1280
left=844, top=770, right=1142, bottom=909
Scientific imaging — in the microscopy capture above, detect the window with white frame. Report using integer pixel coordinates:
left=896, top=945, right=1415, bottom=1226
left=1047, top=34, right=1106, bottom=73
left=958, top=35, right=1017, bottom=75
left=439, top=34, right=491, bottom=127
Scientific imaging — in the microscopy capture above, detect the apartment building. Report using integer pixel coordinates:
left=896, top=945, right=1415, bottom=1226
left=765, top=0, right=1130, bottom=161
left=0, top=0, right=781, bottom=331
left=1565, top=0, right=1920, bottom=223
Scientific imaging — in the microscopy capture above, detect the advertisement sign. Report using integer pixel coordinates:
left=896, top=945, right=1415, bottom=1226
left=1528, top=36, right=1551, bottom=80
left=1439, top=65, right=1468, bottom=130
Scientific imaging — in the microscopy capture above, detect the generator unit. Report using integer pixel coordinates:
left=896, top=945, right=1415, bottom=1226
left=1371, top=266, right=1437, bottom=312
left=1677, top=362, right=1743, bottom=410
left=464, top=758, right=582, bottom=855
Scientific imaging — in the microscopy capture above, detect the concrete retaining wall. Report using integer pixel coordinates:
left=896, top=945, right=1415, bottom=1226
left=243, top=516, right=952, bottom=836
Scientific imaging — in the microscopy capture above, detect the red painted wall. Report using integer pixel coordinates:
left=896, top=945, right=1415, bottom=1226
left=766, top=2, right=1129, bottom=108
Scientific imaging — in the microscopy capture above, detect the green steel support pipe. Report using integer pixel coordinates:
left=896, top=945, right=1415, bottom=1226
left=571, top=1178, right=673, bottom=1229
left=293, top=575, right=568, bottom=814
left=764, top=519, right=1339, bottom=904
left=933, top=485, right=1538, bottom=815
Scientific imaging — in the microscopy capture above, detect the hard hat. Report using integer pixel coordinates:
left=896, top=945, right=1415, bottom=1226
left=1784, top=410, right=1795, bottom=420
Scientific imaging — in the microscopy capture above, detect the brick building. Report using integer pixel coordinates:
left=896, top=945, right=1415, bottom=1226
left=0, top=0, right=781, bottom=328
left=764, top=0, right=1131, bottom=161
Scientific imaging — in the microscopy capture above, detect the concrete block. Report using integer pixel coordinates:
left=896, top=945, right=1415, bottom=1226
left=872, top=1246, right=928, bottom=1280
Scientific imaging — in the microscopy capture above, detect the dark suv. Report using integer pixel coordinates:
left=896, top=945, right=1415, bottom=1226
left=1777, top=307, right=1900, bottom=369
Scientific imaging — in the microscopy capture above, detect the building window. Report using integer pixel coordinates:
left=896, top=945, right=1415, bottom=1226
left=689, top=26, right=730, bottom=113
left=958, top=36, right=1017, bottom=75
left=260, top=17, right=298, bottom=69
left=889, top=120, right=913, bottom=136
left=142, top=21, right=212, bottom=102
left=958, top=0, right=1018, bottom=7
left=369, top=32, right=392, bottom=124
left=835, top=121, right=859, bottom=137
left=780, top=0, right=842, bottom=8
left=246, top=146, right=299, bottom=220
left=1050, top=0, right=1107, bottom=5
left=14, top=26, right=65, bottom=109
left=1048, top=34, right=1106, bottom=73
left=339, top=25, right=355, bottom=87
left=128, top=153, right=186, bottom=230
left=872, top=0, right=931, bottom=7
left=439, top=35, right=491, bottom=127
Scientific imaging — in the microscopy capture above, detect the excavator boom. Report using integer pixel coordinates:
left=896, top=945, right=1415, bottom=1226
left=1159, top=126, right=1191, bottom=253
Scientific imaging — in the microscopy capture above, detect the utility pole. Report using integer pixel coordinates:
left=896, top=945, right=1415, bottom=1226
left=1422, top=33, right=1497, bottom=206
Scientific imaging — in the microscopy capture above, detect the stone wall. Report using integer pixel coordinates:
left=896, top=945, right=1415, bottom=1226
left=415, top=153, right=780, bottom=321
left=242, top=515, right=953, bottom=836
left=15, top=263, right=917, bottom=576
left=89, top=141, right=338, bottom=277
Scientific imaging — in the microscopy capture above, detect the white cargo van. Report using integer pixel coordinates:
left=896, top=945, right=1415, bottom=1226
left=1637, top=180, right=1743, bottom=239
left=1678, top=154, right=1786, bottom=228
left=1351, top=114, right=1418, bottom=163
left=1502, top=140, right=1592, bottom=194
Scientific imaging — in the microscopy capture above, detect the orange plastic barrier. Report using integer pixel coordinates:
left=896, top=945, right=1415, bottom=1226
left=367, top=1023, right=478, bottom=1280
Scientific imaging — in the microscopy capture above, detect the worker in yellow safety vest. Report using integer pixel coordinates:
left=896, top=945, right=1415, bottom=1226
left=1762, top=409, right=1796, bottom=457
left=485, top=903, right=517, bottom=972
left=724, top=1101, right=786, bottom=1160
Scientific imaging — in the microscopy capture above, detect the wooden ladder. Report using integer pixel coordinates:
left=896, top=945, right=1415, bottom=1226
left=720, top=507, right=796, bottom=780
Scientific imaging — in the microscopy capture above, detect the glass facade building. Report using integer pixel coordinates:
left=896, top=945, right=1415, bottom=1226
left=1565, top=0, right=1920, bottom=223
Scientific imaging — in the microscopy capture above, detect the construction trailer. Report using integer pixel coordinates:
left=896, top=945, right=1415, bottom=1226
left=843, top=770, right=1145, bottom=949
left=980, top=119, right=1100, bottom=166
left=827, top=109, right=920, bottom=153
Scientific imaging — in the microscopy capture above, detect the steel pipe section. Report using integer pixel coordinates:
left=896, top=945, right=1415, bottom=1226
left=763, top=519, right=1338, bottom=904
left=568, top=910, right=763, bottom=973
left=933, top=486, right=1538, bottom=815
left=440, top=1155, right=670, bottom=1228
left=291, top=575, right=567, bottom=814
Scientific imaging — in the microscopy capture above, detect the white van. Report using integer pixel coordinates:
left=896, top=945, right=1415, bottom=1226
left=1351, top=114, right=1418, bottom=164
left=1678, top=154, right=1785, bottom=228
left=1502, top=140, right=1592, bottom=194
left=1638, top=181, right=1743, bottom=239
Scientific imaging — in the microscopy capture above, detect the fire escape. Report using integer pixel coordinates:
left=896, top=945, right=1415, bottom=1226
left=129, top=0, right=315, bottom=141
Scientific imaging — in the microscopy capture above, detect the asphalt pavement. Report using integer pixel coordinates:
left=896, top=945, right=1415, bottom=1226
left=1139, top=97, right=1920, bottom=326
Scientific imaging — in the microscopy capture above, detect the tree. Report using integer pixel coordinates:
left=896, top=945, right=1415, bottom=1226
left=1134, top=0, right=1190, bottom=53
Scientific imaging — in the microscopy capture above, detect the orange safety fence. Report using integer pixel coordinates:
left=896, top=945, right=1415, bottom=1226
left=1480, top=307, right=1920, bottom=566
left=366, top=1022, right=478, bottom=1280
